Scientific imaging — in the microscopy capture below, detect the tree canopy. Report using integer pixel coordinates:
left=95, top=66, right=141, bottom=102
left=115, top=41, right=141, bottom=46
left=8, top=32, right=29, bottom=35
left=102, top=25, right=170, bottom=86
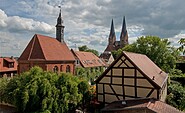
left=2, top=66, right=90, bottom=113
left=178, top=38, right=185, bottom=54
left=78, top=45, right=99, bottom=56
left=112, top=36, right=180, bottom=72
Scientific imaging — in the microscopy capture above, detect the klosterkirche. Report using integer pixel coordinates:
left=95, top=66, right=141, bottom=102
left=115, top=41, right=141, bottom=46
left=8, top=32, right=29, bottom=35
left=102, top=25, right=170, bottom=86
left=18, top=10, right=76, bottom=74
left=100, top=17, right=129, bottom=66
left=104, top=17, right=129, bottom=53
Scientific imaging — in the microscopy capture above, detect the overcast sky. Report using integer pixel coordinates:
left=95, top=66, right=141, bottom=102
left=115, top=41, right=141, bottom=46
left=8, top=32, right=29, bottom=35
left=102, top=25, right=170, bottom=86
left=0, top=0, right=185, bottom=57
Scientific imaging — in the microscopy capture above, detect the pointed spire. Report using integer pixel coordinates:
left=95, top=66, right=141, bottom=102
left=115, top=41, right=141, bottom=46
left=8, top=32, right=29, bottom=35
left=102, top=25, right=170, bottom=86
left=120, top=16, right=128, bottom=47
left=108, top=19, right=116, bottom=46
left=110, top=19, right=115, bottom=37
left=121, top=16, right=127, bottom=36
left=57, top=9, right=63, bottom=25
left=56, top=9, right=65, bottom=43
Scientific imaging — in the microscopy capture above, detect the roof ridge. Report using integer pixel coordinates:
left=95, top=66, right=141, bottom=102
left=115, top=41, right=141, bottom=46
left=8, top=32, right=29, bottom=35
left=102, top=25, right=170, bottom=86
left=36, top=34, right=46, bottom=60
left=28, top=34, right=36, bottom=60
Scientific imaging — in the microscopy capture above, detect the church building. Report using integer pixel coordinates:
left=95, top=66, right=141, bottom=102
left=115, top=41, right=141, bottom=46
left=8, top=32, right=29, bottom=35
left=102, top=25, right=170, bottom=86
left=104, top=17, right=129, bottom=53
left=100, top=17, right=129, bottom=66
left=18, top=10, right=75, bottom=74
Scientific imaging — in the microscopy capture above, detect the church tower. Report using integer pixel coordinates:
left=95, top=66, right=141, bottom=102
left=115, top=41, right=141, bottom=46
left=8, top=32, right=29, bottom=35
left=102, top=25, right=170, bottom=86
left=56, top=9, right=65, bottom=43
left=104, top=19, right=117, bottom=52
left=108, top=19, right=116, bottom=45
left=120, top=16, right=128, bottom=48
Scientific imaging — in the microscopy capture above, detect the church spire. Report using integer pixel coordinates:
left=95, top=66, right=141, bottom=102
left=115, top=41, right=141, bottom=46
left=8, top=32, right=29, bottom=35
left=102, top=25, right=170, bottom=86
left=120, top=16, right=128, bottom=48
left=56, top=9, right=65, bottom=43
left=108, top=19, right=116, bottom=45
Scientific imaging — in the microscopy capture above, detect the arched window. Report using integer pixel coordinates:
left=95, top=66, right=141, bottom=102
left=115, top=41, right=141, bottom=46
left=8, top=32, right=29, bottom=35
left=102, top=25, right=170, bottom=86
left=53, top=66, right=58, bottom=73
left=66, top=65, right=70, bottom=73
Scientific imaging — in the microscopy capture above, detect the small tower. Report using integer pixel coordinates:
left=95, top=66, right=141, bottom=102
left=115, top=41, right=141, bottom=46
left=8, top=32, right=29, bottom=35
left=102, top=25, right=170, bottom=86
left=56, top=9, right=65, bottom=43
left=120, top=16, right=128, bottom=48
left=108, top=19, right=116, bottom=45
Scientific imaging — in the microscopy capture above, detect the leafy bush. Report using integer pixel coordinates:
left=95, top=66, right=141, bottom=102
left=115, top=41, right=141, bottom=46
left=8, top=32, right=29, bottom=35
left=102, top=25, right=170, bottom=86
left=3, top=66, right=90, bottom=113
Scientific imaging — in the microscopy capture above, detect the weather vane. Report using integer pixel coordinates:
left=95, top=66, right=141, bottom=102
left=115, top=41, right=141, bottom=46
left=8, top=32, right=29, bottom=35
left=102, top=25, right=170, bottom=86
left=58, top=0, right=65, bottom=9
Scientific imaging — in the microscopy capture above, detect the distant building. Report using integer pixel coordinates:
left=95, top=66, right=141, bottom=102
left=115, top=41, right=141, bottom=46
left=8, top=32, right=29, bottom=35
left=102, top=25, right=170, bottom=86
left=71, top=49, right=106, bottom=68
left=18, top=10, right=75, bottom=74
left=101, top=98, right=183, bottom=113
left=0, top=56, right=18, bottom=77
left=100, top=17, right=128, bottom=66
left=95, top=51, right=168, bottom=105
left=99, top=52, right=114, bottom=67
left=104, top=17, right=128, bottom=53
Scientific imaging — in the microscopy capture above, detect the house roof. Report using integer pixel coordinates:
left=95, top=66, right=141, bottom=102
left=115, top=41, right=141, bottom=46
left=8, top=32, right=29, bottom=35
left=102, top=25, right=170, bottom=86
left=96, top=51, right=168, bottom=88
left=101, top=98, right=183, bottom=113
left=124, top=51, right=168, bottom=88
left=19, top=34, right=75, bottom=61
left=0, top=57, right=18, bottom=72
left=71, top=49, right=106, bottom=68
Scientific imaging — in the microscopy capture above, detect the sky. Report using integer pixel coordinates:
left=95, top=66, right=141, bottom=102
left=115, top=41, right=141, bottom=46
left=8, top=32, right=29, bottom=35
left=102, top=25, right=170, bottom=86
left=0, top=0, right=185, bottom=57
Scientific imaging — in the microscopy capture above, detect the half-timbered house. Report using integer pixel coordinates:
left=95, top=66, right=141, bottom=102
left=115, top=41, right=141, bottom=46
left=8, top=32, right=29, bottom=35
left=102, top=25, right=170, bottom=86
left=95, top=51, right=168, bottom=105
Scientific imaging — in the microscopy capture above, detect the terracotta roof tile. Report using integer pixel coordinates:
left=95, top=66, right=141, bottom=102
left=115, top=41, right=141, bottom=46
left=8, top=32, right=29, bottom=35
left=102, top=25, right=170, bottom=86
left=19, top=34, right=75, bottom=61
left=102, top=98, right=183, bottom=113
left=72, top=50, right=106, bottom=68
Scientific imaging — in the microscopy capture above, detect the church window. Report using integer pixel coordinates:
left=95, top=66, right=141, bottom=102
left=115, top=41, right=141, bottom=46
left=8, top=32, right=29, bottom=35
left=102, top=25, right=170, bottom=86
left=66, top=65, right=70, bottom=73
left=53, top=66, right=58, bottom=73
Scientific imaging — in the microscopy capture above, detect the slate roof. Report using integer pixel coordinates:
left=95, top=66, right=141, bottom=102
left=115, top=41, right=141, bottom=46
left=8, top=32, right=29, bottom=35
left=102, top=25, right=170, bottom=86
left=19, top=34, right=75, bottom=61
left=101, top=98, right=183, bottom=113
left=0, top=57, right=17, bottom=72
left=71, top=50, right=106, bottom=68
left=96, top=51, right=168, bottom=88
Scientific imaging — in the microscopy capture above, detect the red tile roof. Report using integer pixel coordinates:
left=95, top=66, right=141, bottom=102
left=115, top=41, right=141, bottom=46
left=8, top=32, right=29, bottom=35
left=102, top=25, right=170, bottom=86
left=72, top=50, right=106, bottom=68
left=0, top=57, right=17, bottom=72
left=102, top=98, right=183, bottom=113
left=19, top=34, right=75, bottom=61
left=123, top=51, right=168, bottom=88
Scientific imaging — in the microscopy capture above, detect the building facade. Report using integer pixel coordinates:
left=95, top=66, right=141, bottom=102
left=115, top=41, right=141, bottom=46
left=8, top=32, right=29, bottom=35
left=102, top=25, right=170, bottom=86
left=0, top=57, right=18, bottom=77
left=96, top=51, right=168, bottom=105
left=18, top=10, right=75, bottom=74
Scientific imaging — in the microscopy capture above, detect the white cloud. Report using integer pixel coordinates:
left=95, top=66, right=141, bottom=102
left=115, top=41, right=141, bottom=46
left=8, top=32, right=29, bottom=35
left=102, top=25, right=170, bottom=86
left=1, top=0, right=185, bottom=56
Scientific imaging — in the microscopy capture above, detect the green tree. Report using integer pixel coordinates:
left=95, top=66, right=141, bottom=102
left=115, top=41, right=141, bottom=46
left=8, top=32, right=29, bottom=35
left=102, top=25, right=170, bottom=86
left=113, top=36, right=179, bottom=72
left=0, top=78, right=9, bottom=102
left=78, top=45, right=89, bottom=51
left=75, top=67, right=104, bottom=85
left=4, top=66, right=90, bottom=113
left=178, top=38, right=185, bottom=54
left=78, top=45, right=99, bottom=56
left=166, top=83, right=185, bottom=111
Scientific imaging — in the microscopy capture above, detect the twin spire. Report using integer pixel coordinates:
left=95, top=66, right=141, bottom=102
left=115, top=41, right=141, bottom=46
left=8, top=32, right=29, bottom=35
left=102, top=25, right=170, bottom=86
left=109, top=16, right=128, bottom=48
left=104, top=16, right=128, bottom=52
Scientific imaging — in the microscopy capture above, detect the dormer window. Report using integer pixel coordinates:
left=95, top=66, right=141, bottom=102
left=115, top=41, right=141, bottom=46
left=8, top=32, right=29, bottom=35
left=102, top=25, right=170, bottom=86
left=9, top=63, right=14, bottom=68
left=76, top=60, right=80, bottom=65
